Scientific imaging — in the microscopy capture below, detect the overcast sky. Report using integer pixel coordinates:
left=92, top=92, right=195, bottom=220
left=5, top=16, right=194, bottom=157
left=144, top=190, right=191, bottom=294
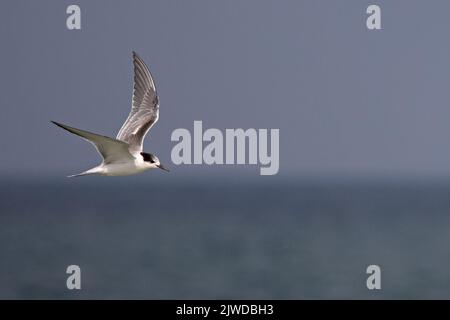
left=2, top=0, right=450, bottom=178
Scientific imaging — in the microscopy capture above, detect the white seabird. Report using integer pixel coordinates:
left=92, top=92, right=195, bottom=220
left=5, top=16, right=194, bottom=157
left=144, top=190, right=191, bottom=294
left=52, top=51, right=169, bottom=177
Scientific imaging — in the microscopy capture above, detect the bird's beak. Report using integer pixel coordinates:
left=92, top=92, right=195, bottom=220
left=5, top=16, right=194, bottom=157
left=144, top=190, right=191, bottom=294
left=157, top=164, right=170, bottom=172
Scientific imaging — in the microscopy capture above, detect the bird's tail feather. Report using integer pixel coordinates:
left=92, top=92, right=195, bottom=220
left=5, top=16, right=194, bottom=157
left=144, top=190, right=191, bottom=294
left=67, top=172, right=92, bottom=178
left=67, top=167, right=102, bottom=178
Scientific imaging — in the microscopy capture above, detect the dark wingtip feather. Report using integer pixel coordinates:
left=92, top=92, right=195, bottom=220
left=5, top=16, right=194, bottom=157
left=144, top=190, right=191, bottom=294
left=51, top=120, right=61, bottom=127
left=51, top=120, right=67, bottom=130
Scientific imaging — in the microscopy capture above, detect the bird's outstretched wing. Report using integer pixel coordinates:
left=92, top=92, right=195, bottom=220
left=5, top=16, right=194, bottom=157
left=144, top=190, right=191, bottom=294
left=116, top=51, right=159, bottom=153
left=51, top=121, right=135, bottom=164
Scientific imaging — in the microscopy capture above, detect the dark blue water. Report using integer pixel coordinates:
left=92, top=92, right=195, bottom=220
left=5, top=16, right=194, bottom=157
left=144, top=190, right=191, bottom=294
left=1, top=177, right=450, bottom=299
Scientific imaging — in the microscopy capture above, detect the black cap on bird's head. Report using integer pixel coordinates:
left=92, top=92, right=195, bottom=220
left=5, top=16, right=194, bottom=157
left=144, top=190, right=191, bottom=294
left=140, top=152, right=169, bottom=172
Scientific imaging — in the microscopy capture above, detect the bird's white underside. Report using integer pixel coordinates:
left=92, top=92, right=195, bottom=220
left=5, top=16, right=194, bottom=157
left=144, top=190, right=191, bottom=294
left=97, top=154, right=158, bottom=176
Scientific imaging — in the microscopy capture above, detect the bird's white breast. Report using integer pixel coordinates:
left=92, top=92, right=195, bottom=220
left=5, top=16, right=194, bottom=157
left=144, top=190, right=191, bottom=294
left=101, top=158, right=155, bottom=176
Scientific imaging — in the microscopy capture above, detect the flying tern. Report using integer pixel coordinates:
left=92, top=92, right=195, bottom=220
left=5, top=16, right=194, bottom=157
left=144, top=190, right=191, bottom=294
left=52, top=52, right=169, bottom=177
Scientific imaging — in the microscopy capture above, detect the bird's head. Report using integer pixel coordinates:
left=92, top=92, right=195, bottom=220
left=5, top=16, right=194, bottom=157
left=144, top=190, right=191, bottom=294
left=140, top=152, right=169, bottom=172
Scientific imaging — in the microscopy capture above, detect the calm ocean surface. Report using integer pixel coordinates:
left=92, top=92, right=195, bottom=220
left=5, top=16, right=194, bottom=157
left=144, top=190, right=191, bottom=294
left=1, top=176, right=450, bottom=299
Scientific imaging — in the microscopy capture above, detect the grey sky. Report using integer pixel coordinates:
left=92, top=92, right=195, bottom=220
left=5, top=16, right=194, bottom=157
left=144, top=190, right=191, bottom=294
left=1, top=0, right=450, bottom=178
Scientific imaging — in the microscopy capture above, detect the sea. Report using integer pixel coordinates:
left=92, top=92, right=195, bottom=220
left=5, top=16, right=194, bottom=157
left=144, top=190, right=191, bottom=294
left=1, top=175, right=450, bottom=299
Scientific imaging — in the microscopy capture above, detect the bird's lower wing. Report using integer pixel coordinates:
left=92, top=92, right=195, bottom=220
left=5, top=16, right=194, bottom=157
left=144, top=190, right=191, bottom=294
left=51, top=121, right=135, bottom=163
